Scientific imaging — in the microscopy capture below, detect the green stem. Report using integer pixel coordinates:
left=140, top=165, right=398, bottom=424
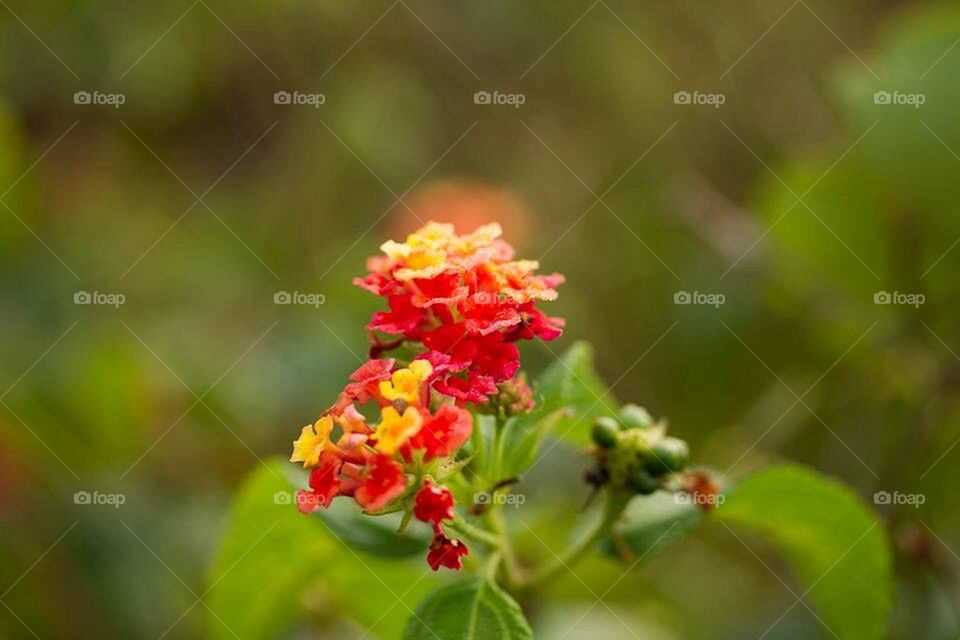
left=450, top=516, right=502, bottom=548
left=486, top=507, right=526, bottom=590
left=521, top=490, right=632, bottom=591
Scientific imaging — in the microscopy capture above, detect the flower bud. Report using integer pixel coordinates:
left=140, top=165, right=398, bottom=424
left=628, top=468, right=659, bottom=495
left=645, top=437, right=689, bottom=475
left=591, top=416, right=620, bottom=449
left=618, top=404, right=653, bottom=430
left=481, top=375, right=536, bottom=417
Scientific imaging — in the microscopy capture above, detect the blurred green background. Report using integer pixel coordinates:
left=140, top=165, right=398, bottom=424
left=1, top=1, right=959, bottom=637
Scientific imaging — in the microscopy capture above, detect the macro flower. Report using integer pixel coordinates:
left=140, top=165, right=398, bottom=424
left=291, top=220, right=563, bottom=571
left=355, top=221, right=564, bottom=404
left=296, top=451, right=343, bottom=513
left=372, top=406, right=423, bottom=455
left=407, top=404, right=472, bottom=460
left=413, top=479, right=455, bottom=524
left=427, top=533, right=469, bottom=571
left=379, top=359, right=432, bottom=404
left=353, top=454, right=408, bottom=512
left=290, top=416, right=334, bottom=468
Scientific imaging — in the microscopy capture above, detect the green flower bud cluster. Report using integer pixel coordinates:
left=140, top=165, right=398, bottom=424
left=586, top=404, right=690, bottom=495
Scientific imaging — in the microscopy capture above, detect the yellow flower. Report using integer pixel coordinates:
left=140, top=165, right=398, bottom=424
left=373, top=406, right=423, bottom=455
left=290, top=415, right=334, bottom=468
left=450, top=222, right=502, bottom=254
left=379, top=360, right=433, bottom=404
left=394, top=248, right=448, bottom=281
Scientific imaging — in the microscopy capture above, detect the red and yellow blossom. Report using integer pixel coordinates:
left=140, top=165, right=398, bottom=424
left=379, top=359, right=432, bottom=404
left=372, top=406, right=423, bottom=455
left=290, top=416, right=334, bottom=468
left=290, top=220, right=565, bottom=571
left=355, top=221, right=564, bottom=404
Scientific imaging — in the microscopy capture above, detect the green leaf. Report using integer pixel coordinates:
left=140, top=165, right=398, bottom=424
left=403, top=578, right=533, bottom=640
left=279, top=464, right=432, bottom=558
left=600, top=491, right=704, bottom=560
left=469, top=414, right=498, bottom=478
left=314, top=499, right=432, bottom=557
left=529, top=340, right=614, bottom=446
left=499, top=409, right=569, bottom=478
left=717, top=465, right=892, bottom=640
left=207, top=457, right=436, bottom=640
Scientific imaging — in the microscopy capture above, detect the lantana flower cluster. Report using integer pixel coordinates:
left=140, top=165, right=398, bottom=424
left=291, top=221, right=564, bottom=571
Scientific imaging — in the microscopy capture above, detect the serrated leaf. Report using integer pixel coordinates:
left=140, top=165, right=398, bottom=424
left=600, top=492, right=704, bottom=561
left=717, top=464, right=892, bottom=640
left=207, top=457, right=436, bottom=640
left=403, top=578, right=533, bottom=640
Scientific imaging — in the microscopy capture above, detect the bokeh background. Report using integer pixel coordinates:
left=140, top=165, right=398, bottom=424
left=2, top=1, right=959, bottom=638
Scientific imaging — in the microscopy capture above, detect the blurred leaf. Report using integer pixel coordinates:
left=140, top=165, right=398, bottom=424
left=208, top=457, right=436, bottom=640
left=833, top=5, right=960, bottom=229
left=499, top=408, right=568, bottom=478
left=313, top=499, right=432, bottom=558
left=279, top=464, right=431, bottom=558
left=529, top=341, right=614, bottom=446
left=402, top=578, right=532, bottom=640
left=468, top=414, right=498, bottom=482
left=600, top=492, right=704, bottom=560
left=717, top=464, right=892, bottom=640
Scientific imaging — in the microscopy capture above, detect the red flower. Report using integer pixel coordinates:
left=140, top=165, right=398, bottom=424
left=296, top=451, right=343, bottom=513
left=367, top=295, right=422, bottom=336
left=506, top=304, right=565, bottom=342
left=427, top=533, right=469, bottom=571
left=409, top=272, right=469, bottom=309
left=413, top=479, right=455, bottom=524
left=459, top=293, right=522, bottom=336
left=354, top=222, right=564, bottom=407
left=433, top=372, right=498, bottom=404
left=422, top=324, right=478, bottom=372
left=331, top=358, right=395, bottom=414
left=354, top=454, right=409, bottom=512
left=409, top=405, right=473, bottom=459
